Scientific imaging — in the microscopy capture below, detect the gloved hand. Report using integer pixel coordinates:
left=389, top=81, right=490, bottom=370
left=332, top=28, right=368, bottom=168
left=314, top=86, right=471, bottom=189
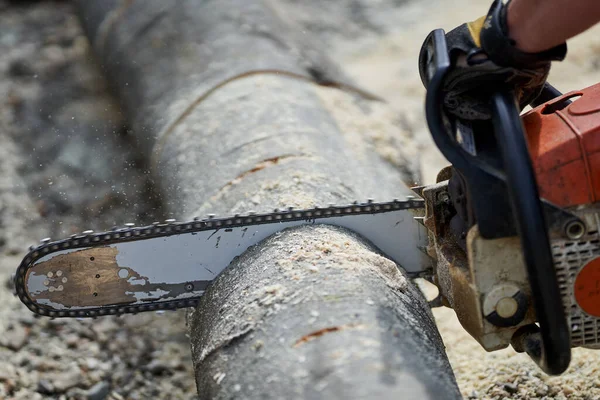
left=429, top=0, right=567, bottom=120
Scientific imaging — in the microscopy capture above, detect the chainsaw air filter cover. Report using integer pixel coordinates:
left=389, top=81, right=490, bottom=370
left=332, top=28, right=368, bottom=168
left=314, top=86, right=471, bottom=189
left=522, top=82, right=600, bottom=208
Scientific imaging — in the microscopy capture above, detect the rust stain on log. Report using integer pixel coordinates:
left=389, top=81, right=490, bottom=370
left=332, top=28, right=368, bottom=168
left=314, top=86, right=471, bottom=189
left=293, top=323, right=366, bottom=347
left=231, top=155, right=294, bottom=181
left=209, top=154, right=303, bottom=202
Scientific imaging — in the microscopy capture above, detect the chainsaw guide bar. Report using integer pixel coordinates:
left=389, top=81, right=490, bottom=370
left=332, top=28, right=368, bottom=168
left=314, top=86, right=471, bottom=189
left=14, top=198, right=428, bottom=318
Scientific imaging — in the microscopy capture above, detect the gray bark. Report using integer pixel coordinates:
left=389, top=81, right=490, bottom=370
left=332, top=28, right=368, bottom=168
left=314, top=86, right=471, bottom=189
left=75, top=1, right=460, bottom=399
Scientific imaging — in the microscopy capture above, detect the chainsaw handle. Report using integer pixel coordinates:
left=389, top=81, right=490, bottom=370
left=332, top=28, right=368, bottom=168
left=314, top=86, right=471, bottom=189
left=490, top=91, right=571, bottom=375
left=420, top=29, right=503, bottom=180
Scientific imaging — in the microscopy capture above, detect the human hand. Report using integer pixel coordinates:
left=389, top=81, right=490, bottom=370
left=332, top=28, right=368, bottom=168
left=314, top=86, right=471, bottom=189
left=423, top=0, right=567, bottom=120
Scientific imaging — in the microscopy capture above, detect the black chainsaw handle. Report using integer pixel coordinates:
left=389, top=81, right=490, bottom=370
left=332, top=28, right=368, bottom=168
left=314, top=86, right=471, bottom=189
left=420, top=29, right=571, bottom=375
left=419, top=30, right=503, bottom=180
left=490, top=91, right=571, bottom=375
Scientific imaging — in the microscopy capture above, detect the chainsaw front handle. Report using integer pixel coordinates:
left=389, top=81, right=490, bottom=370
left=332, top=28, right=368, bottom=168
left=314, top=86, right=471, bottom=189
left=490, top=91, right=571, bottom=375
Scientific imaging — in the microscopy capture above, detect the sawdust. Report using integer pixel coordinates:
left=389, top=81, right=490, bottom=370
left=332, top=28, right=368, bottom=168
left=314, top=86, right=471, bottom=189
left=275, top=226, right=410, bottom=292
left=314, top=86, right=421, bottom=185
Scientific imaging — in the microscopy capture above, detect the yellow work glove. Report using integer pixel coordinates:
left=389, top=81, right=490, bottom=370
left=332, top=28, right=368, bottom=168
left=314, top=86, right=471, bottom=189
left=427, top=0, right=567, bottom=120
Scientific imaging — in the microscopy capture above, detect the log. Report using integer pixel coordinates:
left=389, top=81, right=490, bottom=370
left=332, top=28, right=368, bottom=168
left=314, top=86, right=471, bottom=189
left=75, top=1, right=460, bottom=398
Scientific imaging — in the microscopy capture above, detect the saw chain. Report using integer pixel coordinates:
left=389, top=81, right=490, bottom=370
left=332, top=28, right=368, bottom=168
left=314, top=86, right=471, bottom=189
left=14, top=197, right=429, bottom=318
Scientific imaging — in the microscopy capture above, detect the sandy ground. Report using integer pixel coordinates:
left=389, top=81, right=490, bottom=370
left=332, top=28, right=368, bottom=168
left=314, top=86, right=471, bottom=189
left=1, top=0, right=600, bottom=399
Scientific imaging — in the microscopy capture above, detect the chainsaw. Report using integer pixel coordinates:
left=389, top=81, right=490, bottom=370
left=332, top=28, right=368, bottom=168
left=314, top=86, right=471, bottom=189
left=13, top=29, right=600, bottom=375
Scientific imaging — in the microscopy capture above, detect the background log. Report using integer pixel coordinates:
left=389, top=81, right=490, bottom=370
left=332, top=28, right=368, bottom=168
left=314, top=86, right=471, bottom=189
left=75, top=0, right=461, bottom=398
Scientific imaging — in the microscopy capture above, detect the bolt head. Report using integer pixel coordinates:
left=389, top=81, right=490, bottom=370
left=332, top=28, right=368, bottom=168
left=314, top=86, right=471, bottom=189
left=496, top=297, right=518, bottom=318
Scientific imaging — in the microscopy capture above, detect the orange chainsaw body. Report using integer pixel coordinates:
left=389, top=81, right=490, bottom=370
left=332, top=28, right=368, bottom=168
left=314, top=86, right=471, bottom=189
left=522, top=83, right=600, bottom=208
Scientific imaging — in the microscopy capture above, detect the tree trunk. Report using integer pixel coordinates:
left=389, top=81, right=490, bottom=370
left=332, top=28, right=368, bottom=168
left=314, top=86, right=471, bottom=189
left=75, top=1, right=460, bottom=398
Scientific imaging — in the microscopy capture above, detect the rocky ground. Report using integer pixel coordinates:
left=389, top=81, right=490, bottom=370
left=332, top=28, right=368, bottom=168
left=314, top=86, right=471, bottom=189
left=1, top=1, right=600, bottom=399
left=0, top=1, right=196, bottom=399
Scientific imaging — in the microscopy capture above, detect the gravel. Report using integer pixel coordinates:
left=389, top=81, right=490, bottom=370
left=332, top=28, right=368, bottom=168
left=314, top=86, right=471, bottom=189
left=1, top=0, right=600, bottom=399
left=0, top=1, right=197, bottom=399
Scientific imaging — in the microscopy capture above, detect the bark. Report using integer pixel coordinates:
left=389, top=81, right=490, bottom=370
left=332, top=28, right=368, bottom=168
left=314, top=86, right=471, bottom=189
left=75, top=1, right=460, bottom=399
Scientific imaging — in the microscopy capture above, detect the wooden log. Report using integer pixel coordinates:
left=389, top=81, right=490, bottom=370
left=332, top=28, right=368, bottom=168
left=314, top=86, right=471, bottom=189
left=75, top=1, right=460, bottom=398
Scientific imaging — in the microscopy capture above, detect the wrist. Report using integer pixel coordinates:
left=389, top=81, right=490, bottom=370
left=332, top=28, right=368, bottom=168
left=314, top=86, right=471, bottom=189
left=480, top=0, right=567, bottom=69
left=506, top=0, right=545, bottom=53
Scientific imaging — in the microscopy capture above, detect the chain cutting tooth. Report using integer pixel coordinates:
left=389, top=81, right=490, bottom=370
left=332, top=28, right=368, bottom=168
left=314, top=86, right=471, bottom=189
left=40, top=238, right=51, bottom=244
left=207, top=214, right=215, bottom=219
left=124, top=223, right=135, bottom=228
left=82, top=230, right=94, bottom=235
left=367, top=198, right=374, bottom=203
left=406, top=195, right=415, bottom=200
left=165, top=219, right=176, bottom=224
left=414, top=216, right=426, bottom=226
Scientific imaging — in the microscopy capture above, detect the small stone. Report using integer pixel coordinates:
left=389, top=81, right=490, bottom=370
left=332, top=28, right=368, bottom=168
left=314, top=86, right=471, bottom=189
left=84, top=358, right=100, bottom=370
left=0, top=362, right=17, bottom=381
left=1, top=377, right=16, bottom=393
left=536, top=385, right=549, bottom=396
left=13, top=389, right=43, bottom=400
left=66, top=387, right=87, bottom=399
left=0, top=323, right=29, bottom=351
left=8, top=59, right=35, bottom=78
left=111, top=392, right=125, bottom=400
left=145, top=360, right=170, bottom=376
left=52, top=369, right=83, bottom=392
left=562, top=385, right=575, bottom=395
left=37, top=379, right=54, bottom=395
left=502, top=382, right=518, bottom=394
left=17, top=313, right=36, bottom=327
left=65, top=334, right=80, bottom=348
left=85, top=380, right=111, bottom=400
